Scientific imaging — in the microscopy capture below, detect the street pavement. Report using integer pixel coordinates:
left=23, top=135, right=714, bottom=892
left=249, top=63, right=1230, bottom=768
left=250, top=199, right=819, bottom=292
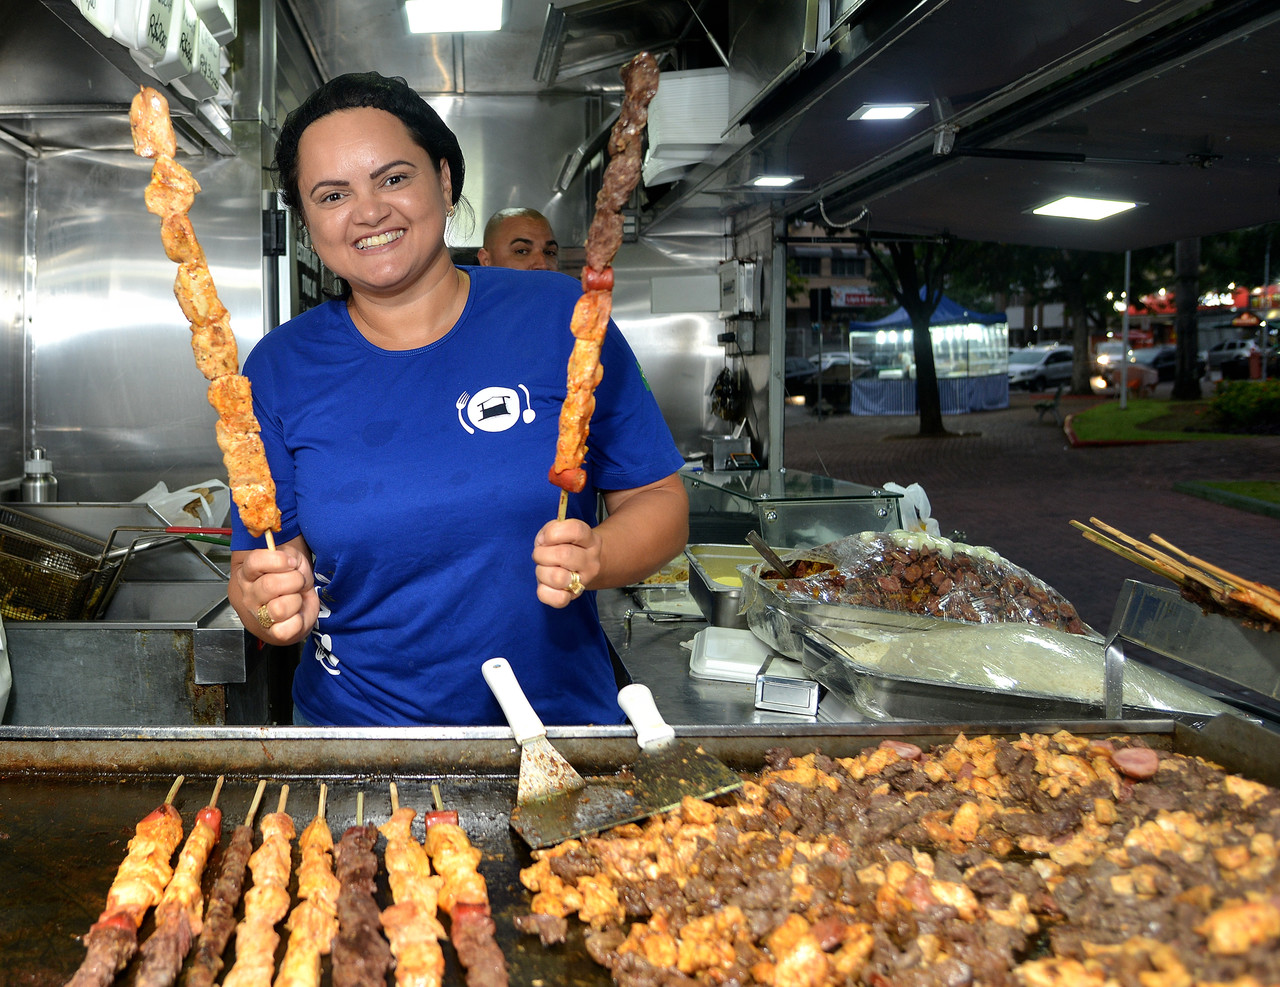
left=780, top=383, right=1280, bottom=634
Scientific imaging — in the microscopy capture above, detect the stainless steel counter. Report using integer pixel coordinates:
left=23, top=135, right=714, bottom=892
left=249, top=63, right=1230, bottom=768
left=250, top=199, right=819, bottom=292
left=596, top=587, right=864, bottom=726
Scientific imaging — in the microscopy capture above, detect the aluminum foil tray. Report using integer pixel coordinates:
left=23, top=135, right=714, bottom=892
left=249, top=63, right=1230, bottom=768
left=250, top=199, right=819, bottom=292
left=739, top=563, right=1236, bottom=724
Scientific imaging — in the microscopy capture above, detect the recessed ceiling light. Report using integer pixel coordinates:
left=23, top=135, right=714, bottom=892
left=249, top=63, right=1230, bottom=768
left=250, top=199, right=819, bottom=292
left=752, top=175, right=802, bottom=188
left=405, top=0, right=506, bottom=33
left=848, top=103, right=928, bottom=121
left=1029, top=195, right=1140, bottom=220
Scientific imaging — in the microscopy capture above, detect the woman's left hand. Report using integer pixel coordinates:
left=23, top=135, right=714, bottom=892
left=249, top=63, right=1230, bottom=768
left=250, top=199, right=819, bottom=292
left=532, top=518, right=600, bottom=607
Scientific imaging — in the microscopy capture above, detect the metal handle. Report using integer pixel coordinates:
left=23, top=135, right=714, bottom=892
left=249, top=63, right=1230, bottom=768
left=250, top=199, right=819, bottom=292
left=481, top=657, right=546, bottom=746
left=617, top=683, right=676, bottom=749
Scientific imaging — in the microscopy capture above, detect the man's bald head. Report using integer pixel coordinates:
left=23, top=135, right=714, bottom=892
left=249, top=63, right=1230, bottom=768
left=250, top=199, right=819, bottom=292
left=477, top=207, right=560, bottom=271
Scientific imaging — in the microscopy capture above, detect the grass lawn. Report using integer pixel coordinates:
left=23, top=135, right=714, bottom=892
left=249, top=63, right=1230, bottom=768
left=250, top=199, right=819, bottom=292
left=1069, top=398, right=1239, bottom=442
left=1197, top=480, right=1280, bottom=505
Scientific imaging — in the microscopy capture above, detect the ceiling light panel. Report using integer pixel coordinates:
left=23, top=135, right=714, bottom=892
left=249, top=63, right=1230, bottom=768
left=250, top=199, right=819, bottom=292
left=405, top=0, right=507, bottom=34
left=848, top=103, right=928, bottom=121
left=1029, top=195, right=1140, bottom=220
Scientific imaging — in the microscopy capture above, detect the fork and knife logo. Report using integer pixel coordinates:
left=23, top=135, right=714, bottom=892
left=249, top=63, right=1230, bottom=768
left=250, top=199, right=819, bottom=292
left=456, top=384, right=536, bottom=434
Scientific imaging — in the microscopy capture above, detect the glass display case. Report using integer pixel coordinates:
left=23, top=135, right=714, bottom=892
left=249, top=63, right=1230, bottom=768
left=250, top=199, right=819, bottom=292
left=681, top=466, right=902, bottom=548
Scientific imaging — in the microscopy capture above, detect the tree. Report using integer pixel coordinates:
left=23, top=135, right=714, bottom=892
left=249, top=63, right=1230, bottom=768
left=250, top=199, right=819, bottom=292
left=855, top=234, right=966, bottom=436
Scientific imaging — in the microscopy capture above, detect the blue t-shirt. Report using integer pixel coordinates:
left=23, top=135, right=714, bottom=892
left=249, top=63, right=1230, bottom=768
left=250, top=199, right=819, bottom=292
left=231, top=266, right=685, bottom=726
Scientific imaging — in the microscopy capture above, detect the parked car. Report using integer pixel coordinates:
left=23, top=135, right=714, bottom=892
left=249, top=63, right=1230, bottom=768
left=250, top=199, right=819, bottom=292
left=1007, top=344, right=1074, bottom=391
left=1131, top=344, right=1204, bottom=382
left=1204, top=337, right=1260, bottom=379
left=808, top=351, right=872, bottom=373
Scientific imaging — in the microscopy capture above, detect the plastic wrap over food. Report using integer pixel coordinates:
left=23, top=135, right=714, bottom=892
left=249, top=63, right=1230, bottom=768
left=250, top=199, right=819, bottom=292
left=753, top=530, right=1092, bottom=636
left=738, top=532, right=1235, bottom=722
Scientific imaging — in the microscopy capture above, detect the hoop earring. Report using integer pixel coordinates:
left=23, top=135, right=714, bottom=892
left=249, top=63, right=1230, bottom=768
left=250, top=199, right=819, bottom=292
left=446, top=204, right=455, bottom=219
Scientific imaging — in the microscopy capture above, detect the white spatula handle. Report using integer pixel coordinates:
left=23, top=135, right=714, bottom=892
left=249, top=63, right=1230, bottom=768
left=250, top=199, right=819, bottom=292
left=617, top=683, right=677, bottom=749
left=482, top=657, right=546, bottom=745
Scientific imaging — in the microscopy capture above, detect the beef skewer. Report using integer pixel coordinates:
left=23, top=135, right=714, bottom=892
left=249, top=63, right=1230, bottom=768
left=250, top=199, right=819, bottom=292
left=548, top=52, right=660, bottom=521
left=135, top=777, right=226, bottom=987
left=129, top=85, right=281, bottom=545
left=425, top=784, right=508, bottom=987
left=275, top=783, right=342, bottom=987
left=332, top=792, right=393, bottom=987
left=379, top=782, right=447, bottom=987
left=184, top=779, right=267, bottom=987
left=64, top=776, right=187, bottom=987
left=222, top=786, right=295, bottom=987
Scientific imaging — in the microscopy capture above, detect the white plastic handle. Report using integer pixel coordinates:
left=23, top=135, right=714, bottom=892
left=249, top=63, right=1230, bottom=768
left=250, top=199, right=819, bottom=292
left=617, top=683, right=677, bottom=750
left=481, top=657, right=546, bottom=746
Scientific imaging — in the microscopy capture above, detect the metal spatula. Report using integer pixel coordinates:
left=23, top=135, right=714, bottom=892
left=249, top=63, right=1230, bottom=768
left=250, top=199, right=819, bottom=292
left=482, top=657, right=644, bottom=849
left=617, top=683, right=743, bottom=814
left=482, top=657, right=586, bottom=803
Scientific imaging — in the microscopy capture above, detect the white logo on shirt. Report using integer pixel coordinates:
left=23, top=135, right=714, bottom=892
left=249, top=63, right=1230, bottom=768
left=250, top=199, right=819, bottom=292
left=311, top=571, right=341, bottom=676
left=456, top=384, right=536, bottom=434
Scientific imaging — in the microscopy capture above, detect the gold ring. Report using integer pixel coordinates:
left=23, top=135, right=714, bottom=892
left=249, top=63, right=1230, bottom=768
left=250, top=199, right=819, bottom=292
left=256, top=603, right=275, bottom=629
left=567, top=571, right=584, bottom=597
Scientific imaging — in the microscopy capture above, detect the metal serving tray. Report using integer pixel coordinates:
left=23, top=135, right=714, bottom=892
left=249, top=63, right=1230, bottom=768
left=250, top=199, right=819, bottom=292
left=685, top=543, right=759, bottom=628
left=740, top=565, right=1236, bottom=725
left=2, top=717, right=1278, bottom=986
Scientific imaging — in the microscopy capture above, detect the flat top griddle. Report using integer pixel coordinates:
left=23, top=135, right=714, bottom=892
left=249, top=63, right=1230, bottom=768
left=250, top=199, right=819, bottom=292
left=2, top=717, right=1277, bottom=986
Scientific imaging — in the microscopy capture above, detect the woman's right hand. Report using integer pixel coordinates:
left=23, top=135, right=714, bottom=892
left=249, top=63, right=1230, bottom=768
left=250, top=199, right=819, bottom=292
left=228, top=535, right=319, bottom=644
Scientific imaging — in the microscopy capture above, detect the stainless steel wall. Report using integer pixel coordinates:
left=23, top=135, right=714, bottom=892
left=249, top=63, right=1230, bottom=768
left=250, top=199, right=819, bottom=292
left=26, top=128, right=266, bottom=503
left=0, top=148, right=24, bottom=492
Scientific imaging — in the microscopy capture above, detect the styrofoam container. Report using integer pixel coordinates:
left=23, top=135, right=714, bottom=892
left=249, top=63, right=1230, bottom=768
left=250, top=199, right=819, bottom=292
left=136, top=0, right=195, bottom=84
left=75, top=0, right=117, bottom=37
left=193, top=0, right=235, bottom=44
left=171, top=17, right=219, bottom=100
left=112, top=0, right=175, bottom=60
left=688, top=626, right=772, bottom=684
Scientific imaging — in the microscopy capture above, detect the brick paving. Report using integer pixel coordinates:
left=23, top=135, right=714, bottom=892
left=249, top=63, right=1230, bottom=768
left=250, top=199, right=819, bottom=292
left=780, top=384, right=1280, bottom=634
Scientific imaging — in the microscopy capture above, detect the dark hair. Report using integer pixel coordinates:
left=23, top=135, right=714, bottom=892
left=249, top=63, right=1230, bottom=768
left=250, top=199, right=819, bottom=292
left=272, top=72, right=465, bottom=213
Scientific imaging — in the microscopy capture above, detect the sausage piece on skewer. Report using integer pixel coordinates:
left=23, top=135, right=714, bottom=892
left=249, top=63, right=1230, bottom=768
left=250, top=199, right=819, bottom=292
left=185, top=779, right=267, bottom=987
left=64, top=776, right=186, bottom=987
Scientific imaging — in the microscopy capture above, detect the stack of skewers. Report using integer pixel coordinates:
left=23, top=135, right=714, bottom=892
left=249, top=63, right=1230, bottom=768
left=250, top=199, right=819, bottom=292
left=1073, top=516, right=1280, bottom=631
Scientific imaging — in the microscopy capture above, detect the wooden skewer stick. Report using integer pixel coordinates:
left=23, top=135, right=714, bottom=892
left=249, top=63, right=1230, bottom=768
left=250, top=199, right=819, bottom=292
left=166, top=775, right=185, bottom=805
left=277, top=783, right=290, bottom=815
left=356, top=790, right=364, bottom=827
left=208, top=775, right=224, bottom=808
left=318, top=782, right=328, bottom=820
left=1071, top=523, right=1185, bottom=584
left=389, top=780, right=399, bottom=813
left=431, top=782, right=444, bottom=812
left=245, top=778, right=267, bottom=824
left=557, top=489, right=568, bottom=522
left=265, top=530, right=276, bottom=551
left=1084, top=517, right=1227, bottom=595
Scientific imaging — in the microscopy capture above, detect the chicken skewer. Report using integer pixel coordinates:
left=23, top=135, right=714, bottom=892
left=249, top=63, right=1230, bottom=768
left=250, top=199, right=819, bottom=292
left=135, top=778, right=226, bottom=987
left=332, top=792, right=393, bottom=987
left=129, top=85, right=281, bottom=546
left=222, top=786, right=295, bottom=987
left=184, top=779, right=267, bottom=987
left=548, top=52, right=660, bottom=522
left=425, top=783, right=508, bottom=987
left=64, top=776, right=186, bottom=987
left=274, top=784, right=342, bottom=987
left=379, top=783, right=447, bottom=987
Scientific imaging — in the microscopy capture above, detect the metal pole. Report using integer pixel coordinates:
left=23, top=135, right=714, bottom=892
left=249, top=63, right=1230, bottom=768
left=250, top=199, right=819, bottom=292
left=1120, top=250, right=1131, bottom=410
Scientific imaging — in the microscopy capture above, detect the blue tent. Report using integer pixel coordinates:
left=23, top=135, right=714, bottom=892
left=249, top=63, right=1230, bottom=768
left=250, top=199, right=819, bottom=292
left=849, top=293, right=1005, bottom=330
left=845, top=292, right=1009, bottom=415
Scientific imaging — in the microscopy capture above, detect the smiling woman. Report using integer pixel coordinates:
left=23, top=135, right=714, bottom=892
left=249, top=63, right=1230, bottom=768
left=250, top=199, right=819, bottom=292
left=223, top=72, right=689, bottom=729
